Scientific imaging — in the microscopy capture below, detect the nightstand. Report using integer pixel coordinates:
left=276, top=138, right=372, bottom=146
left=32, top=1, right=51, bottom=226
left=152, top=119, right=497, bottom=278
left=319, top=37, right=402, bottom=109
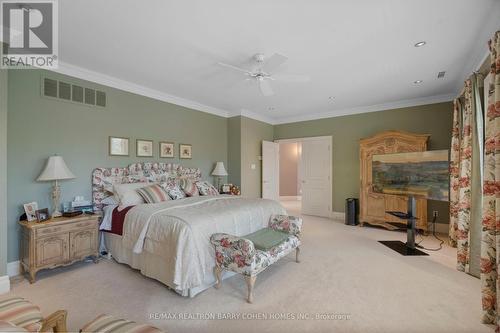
left=19, top=214, right=100, bottom=283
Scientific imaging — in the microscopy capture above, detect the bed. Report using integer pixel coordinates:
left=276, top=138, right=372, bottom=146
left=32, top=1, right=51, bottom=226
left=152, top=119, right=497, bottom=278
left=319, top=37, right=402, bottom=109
left=92, top=162, right=285, bottom=297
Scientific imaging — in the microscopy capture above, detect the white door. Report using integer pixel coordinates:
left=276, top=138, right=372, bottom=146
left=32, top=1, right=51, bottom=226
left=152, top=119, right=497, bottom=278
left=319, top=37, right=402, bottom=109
left=301, top=138, right=331, bottom=217
left=262, top=141, right=279, bottom=200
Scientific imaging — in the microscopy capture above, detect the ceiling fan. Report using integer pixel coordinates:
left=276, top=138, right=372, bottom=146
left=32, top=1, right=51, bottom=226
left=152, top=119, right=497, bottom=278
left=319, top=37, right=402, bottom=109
left=217, top=53, right=310, bottom=96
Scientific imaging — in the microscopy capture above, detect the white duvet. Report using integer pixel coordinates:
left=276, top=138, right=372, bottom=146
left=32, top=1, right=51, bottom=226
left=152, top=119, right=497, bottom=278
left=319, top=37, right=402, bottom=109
left=120, top=195, right=285, bottom=291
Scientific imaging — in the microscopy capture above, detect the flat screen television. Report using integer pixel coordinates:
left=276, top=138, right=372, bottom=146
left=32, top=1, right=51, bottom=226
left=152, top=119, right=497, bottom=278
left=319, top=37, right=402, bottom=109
left=372, top=149, right=450, bottom=255
left=371, top=150, right=449, bottom=202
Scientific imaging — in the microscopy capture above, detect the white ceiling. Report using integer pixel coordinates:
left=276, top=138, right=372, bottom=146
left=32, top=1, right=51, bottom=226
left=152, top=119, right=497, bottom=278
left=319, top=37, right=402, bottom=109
left=57, top=0, right=500, bottom=124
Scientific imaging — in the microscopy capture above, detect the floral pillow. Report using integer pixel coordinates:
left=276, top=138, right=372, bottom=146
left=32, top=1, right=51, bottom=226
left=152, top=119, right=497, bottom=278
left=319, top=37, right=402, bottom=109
left=160, top=181, right=186, bottom=200
left=196, top=181, right=219, bottom=196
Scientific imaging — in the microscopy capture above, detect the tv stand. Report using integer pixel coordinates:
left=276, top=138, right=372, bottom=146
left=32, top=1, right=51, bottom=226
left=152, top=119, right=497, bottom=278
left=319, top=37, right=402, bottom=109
left=379, top=196, right=429, bottom=256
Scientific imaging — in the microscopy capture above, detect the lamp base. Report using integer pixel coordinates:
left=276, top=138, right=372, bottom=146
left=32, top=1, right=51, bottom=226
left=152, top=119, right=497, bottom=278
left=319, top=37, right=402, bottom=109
left=52, top=210, right=62, bottom=218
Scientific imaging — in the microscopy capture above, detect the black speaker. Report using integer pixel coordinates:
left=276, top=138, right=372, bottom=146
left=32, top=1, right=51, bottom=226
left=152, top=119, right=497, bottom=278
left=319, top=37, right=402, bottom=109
left=345, top=198, right=359, bottom=225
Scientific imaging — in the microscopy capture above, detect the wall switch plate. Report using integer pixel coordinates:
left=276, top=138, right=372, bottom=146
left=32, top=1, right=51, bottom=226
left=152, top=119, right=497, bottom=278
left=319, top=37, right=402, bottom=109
left=251, top=164, right=256, bottom=170
left=433, top=211, right=439, bottom=217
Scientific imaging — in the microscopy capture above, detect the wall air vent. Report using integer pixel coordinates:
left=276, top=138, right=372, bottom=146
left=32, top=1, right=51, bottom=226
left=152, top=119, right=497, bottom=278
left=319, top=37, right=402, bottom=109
left=43, top=78, right=58, bottom=98
left=58, top=81, right=71, bottom=100
left=96, top=90, right=106, bottom=107
left=84, top=88, right=96, bottom=105
left=41, top=76, right=106, bottom=108
left=437, top=71, right=446, bottom=79
left=72, top=85, right=84, bottom=103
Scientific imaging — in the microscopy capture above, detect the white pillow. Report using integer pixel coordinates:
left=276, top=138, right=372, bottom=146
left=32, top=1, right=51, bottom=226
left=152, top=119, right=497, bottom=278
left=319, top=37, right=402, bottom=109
left=101, top=196, right=119, bottom=205
left=113, top=182, right=148, bottom=206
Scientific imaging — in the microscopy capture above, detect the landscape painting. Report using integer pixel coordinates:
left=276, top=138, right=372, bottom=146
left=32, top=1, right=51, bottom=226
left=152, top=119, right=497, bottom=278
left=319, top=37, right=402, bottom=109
left=372, top=150, right=449, bottom=202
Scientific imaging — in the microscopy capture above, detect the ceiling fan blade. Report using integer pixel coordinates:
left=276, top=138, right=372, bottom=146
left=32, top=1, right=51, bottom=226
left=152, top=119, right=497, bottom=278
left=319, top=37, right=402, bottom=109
left=261, top=53, right=288, bottom=73
left=217, top=62, right=251, bottom=75
left=272, top=74, right=310, bottom=82
left=259, top=79, right=274, bottom=96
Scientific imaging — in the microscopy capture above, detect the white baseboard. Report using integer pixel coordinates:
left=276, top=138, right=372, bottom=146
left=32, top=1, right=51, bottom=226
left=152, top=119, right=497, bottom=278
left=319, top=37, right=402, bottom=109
left=0, top=275, right=10, bottom=294
left=331, top=211, right=345, bottom=220
left=279, top=196, right=301, bottom=201
left=7, top=261, right=20, bottom=277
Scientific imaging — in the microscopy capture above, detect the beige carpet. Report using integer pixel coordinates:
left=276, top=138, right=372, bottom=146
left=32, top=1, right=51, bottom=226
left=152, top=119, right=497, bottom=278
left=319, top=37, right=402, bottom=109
left=7, top=201, right=489, bottom=333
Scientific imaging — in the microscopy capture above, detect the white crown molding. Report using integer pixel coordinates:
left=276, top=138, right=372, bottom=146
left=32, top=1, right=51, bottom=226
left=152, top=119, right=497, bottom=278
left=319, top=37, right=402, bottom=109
left=273, top=93, right=455, bottom=125
left=233, top=109, right=276, bottom=125
left=51, top=62, right=232, bottom=119
left=0, top=275, right=10, bottom=294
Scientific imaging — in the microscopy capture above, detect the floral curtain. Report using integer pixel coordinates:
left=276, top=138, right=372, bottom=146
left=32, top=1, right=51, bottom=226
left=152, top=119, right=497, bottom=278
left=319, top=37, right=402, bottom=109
left=481, top=30, right=500, bottom=326
left=449, top=99, right=461, bottom=247
left=456, top=80, right=474, bottom=271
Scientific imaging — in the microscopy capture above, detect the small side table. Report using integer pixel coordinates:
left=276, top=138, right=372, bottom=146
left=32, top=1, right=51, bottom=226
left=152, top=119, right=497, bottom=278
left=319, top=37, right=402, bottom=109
left=19, top=215, right=99, bottom=283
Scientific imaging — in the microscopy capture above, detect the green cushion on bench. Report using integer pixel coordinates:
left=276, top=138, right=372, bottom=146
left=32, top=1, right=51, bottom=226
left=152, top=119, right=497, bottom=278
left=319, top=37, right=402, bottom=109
left=244, top=227, right=290, bottom=251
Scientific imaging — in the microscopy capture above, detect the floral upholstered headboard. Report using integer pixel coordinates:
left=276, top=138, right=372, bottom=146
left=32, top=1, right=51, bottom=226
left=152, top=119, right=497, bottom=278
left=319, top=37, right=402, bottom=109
left=92, top=162, right=202, bottom=211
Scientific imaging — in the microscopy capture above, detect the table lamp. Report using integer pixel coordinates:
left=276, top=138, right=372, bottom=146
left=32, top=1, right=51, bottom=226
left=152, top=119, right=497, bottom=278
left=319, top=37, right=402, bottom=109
left=37, top=155, right=75, bottom=218
left=211, top=162, right=228, bottom=192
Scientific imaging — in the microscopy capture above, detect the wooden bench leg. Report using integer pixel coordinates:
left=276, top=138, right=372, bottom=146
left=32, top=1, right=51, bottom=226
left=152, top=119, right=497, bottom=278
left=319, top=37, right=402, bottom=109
left=40, top=310, right=67, bottom=333
left=214, top=266, right=222, bottom=289
left=296, top=247, right=300, bottom=263
left=245, top=275, right=256, bottom=303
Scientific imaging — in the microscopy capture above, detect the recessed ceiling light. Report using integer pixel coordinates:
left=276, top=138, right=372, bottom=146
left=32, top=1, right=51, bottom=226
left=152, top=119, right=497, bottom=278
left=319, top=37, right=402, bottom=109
left=414, top=80, right=423, bottom=84
left=414, top=41, right=426, bottom=47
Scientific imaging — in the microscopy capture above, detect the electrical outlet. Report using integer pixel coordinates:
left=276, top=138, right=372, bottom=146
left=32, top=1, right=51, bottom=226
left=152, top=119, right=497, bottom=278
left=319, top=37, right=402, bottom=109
left=433, top=211, right=439, bottom=217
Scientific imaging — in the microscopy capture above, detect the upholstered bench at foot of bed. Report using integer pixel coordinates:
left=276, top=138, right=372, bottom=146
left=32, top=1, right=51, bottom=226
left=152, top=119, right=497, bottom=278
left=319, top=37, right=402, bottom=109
left=210, top=214, right=302, bottom=303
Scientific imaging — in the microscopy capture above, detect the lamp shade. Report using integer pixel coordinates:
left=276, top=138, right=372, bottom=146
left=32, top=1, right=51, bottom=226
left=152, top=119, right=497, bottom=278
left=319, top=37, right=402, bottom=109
left=37, top=155, right=76, bottom=181
left=211, top=162, right=228, bottom=177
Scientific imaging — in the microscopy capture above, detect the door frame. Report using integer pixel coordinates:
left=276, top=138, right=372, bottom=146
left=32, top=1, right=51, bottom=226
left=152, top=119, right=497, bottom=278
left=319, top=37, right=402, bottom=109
left=275, top=136, right=333, bottom=216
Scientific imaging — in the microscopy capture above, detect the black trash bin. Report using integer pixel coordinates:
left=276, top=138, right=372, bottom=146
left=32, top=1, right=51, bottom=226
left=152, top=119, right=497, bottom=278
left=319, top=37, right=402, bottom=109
left=345, top=198, right=359, bottom=225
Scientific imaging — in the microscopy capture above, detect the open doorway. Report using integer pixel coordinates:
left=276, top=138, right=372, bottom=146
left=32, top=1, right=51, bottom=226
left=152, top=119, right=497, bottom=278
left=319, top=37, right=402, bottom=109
left=273, top=136, right=332, bottom=218
left=278, top=141, right=302, bottom=212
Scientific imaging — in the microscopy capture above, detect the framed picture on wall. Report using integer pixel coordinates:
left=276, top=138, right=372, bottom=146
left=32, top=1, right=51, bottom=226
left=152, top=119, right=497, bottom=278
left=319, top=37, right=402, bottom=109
left=137, top=139, right=154, bottom=157
left=160, top=142, right=174, bottom=158
left=109, top=136, right=129, bottom=156
left=179, top=144, right=192, bottom=159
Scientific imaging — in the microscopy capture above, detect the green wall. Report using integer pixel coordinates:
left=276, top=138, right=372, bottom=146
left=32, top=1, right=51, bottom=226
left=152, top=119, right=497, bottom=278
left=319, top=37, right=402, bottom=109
left=226, top=116, right=274, bottom=198
left=0, top=68, right=7, bottom=276
left=274, top=102, right=453, bottom=224
left=227, top=116, right=241, bottom=187
left=7, top=69, right=228, bottom=262
left=241, top=117, right=274, bottom=198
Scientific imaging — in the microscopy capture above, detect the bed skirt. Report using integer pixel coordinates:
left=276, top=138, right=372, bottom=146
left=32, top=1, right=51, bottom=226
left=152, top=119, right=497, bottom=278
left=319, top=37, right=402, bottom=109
left=101, top=232, right=235, bottom=297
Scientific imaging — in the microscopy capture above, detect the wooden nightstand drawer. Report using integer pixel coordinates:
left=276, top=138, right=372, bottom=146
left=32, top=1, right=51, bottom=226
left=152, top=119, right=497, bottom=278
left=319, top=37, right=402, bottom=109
left=35, top=219, right=97, bottom=237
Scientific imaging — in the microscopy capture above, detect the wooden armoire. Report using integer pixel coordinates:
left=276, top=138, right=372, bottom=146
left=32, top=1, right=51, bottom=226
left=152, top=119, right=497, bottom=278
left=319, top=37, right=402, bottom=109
left=359, top=130, right=429, bottom=231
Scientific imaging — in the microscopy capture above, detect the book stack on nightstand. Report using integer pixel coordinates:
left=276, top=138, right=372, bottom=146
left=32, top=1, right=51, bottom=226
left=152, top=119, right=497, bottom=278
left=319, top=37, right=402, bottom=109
left=19, top=215, right=99, bottom=283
